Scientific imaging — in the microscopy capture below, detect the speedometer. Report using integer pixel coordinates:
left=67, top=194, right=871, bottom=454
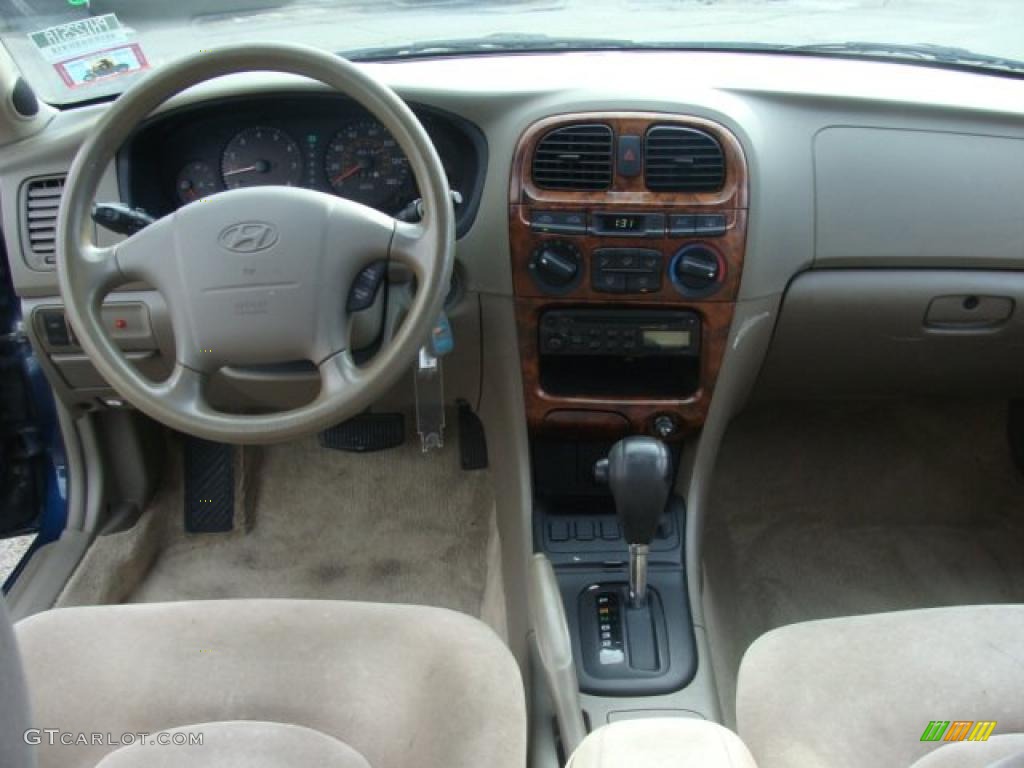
left=324, top=120, right=411, bottom=209
left=221, top=126, right=302, bottom=189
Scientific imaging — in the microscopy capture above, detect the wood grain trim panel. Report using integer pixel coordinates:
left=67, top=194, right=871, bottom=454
left=515, top=298, right=735, bottom=439
left=509, top=112, right=748, bottom=438
left=510, top=112, right=748, bottom=209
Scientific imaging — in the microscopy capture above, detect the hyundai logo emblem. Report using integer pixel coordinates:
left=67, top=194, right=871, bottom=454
left=218, top=221, right=279, bottom=253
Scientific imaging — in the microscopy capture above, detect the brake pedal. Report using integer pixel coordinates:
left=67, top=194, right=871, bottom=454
left=319, top=413, right=405, bottom=453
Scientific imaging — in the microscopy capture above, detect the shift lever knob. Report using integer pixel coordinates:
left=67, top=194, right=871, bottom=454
left=595, top=436, right=672, bottom=545
left=595, top=436, right=672, bottom=607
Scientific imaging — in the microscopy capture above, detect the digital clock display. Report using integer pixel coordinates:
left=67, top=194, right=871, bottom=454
left=594, top=212, right=648, bottom=234
left=610, top=215, right=643, bottom=231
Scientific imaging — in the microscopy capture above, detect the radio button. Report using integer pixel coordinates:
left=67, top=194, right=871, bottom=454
left=531, top=210, right=587, bottom=234
left=545, top=334, right=566, bottom=352
left=668, top=215, right=697, bottom=236
left=695, top=214, right=727, bottom=236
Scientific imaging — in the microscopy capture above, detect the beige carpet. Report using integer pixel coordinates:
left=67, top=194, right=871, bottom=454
left=59, top=431, right=496, bottom=618
left=703, top=399, right=1024, bottom=726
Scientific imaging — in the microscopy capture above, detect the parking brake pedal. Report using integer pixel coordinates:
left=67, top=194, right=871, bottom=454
left=184, top=437, right=234, bottom=533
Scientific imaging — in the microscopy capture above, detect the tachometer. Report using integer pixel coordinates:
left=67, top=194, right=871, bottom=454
left=324, top=120, right=411, bottom=209
left=221, top=126, right=302, bottom=189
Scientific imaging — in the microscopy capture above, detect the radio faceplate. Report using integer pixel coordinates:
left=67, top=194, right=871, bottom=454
left=540, top=309, right=701, bottom=357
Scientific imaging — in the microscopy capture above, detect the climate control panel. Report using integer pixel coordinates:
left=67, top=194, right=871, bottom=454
left=517, top=205, right=735, bottom=300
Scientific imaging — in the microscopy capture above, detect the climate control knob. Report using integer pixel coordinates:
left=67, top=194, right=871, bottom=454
left=529, top=241, right=582, bottom=293
left=670, top=245, right=722, bottom=297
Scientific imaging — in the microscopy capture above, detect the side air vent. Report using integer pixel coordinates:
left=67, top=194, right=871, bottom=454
left=532, top=124, right=613, bottom=191
left=644, top=126, right=725, bottom=193
left=22, top=175, right=66, bottom=268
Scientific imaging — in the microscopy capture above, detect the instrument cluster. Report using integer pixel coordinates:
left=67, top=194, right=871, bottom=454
left=122, top=94, right=484, bottom=225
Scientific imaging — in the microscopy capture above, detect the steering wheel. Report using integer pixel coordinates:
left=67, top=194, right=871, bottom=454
left=57, top=44, right=454, bottom=444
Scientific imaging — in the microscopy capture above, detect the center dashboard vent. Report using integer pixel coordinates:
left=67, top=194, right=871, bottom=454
left=644, top=126, right=725, bottom=193
left=22, top=175, right=66, bottom=268
left=532, top=124, right=613, bottom=191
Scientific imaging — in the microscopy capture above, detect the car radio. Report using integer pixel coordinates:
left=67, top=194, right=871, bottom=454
left=539, top=309, right=700, bottom=357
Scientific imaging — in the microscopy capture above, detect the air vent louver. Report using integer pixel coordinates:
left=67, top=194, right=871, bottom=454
left=23, top=176, right=65, bottom=267
left=533, top=124, right=613, bottom=191
left=644, top=126, right=725, bottom=193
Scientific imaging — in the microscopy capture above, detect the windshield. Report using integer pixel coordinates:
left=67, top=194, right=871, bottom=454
left=2, top=0, right=1024, bottom=106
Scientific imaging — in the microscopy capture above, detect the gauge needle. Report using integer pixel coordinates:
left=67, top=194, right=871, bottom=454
left=331, top=164, right=363, bottom=185
left=223, top=160, right=270, bottom=177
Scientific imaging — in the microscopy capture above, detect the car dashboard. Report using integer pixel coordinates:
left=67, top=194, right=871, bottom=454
left=4, top=51, right=1024, bottom=423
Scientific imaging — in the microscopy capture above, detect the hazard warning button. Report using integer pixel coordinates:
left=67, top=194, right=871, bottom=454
left=617, top=135, right=642, bottom=177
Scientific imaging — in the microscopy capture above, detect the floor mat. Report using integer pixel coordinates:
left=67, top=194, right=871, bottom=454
left=703, top=399, right=1024, bottom=725
left=60, top=435, right=495, bottom=618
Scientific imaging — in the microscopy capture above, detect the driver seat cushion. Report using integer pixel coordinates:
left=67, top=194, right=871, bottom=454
left=907, top=735, right=1024, bottom=768
left=94, top=721, right=371, bottom=768
left=736, top=605, right=1024, bottom=768
left=15, top=599, right=526, bottom=768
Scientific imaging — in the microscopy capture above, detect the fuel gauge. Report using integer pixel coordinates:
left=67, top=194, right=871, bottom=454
left=176, top=161, right=219, bottom=204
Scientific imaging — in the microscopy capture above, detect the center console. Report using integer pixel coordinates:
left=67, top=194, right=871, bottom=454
left=511, top=114, right=748, bottom=716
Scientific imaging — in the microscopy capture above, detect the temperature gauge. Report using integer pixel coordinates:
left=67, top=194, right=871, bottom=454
left=175, top=161, right=219, bottom=204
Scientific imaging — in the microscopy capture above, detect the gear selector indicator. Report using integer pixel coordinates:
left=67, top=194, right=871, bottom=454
left=595, top=591, right=625, bottom=665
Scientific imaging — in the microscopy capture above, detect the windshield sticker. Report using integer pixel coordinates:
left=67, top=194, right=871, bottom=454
left=54, top=44, right=149, bottom=90
left=28, top=14, right=129, bottom=63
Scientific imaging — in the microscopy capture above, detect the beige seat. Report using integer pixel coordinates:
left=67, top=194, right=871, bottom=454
left=737, top=605, right=1024, bottom=768
left=94, top=721, right=372, bottom=768
left=567, top=718, right=758, bottom=768
left=11, top=599, right=526, bottom=768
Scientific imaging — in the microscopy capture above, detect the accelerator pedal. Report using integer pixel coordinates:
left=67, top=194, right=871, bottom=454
left=457, top=400, right=488, bottom=470
left=319, top=413, right=405, bottom=453
left=184, top=437, right=235, bottom=533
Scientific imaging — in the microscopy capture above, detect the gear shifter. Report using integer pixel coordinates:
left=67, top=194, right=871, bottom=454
left=595, top=436, right=672, bottom=607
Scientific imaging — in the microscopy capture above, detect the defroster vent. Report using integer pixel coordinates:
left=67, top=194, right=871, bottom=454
left=22, top=175, right=66, bottom=268
left=644, top=126, right=725, bottom=193
left=532, top=124, right=613, bottom=191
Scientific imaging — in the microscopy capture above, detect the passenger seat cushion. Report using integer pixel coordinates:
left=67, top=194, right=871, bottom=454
left=566, top=718, right=758, bottom=768
left=907, top=734, right=1024, bottom=768
left=94, top=721, right=371, bottom=768
left=16, top=599, right=526, bottom=768
left=736, top=605, right=1024, bottom=768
